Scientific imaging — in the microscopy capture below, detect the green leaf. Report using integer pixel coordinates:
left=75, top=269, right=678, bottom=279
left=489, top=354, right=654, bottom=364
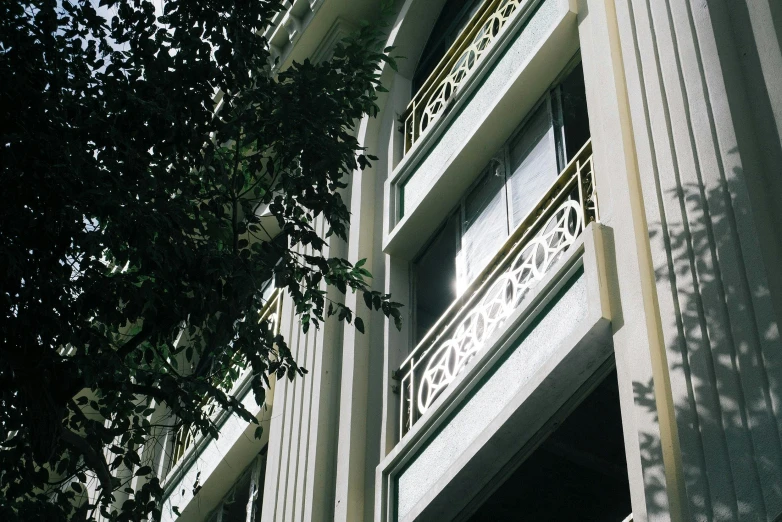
left=0, top=3, right=402, bottom=519
left=355, top=317, right=365, bottom=334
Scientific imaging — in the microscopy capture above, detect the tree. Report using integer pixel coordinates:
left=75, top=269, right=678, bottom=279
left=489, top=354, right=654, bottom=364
left=0, top=0, right=400, bottom=520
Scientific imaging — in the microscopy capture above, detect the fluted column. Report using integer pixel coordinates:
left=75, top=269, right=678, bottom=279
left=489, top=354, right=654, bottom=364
left=609, top=0, right=782, bottom=520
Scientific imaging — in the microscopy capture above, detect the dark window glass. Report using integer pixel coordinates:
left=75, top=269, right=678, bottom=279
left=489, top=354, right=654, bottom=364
left=413, top=213, right=459, bottom=344
left=221, top=471, right=251, bottom=522
left=560, top=62, right=591, bottom=162
left=206, top=450, right=267, bottom=522
left=250, top=453, right=267, bottom=522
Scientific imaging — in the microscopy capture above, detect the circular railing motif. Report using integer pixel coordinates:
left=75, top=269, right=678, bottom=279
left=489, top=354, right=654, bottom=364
left=418, top=0, right=523, bottom=137
left=416, top=199, right=583, bottom=414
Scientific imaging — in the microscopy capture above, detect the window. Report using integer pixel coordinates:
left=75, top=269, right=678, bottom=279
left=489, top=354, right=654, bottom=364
left=507, top=100, right=559, bottom=228
left=412, top=213, right=460, bottom=343
left=458, top=158, right=509, bottom=291
left=207, top=449, right=267, bottom=522
left=412, top=62, right=589, bottom=345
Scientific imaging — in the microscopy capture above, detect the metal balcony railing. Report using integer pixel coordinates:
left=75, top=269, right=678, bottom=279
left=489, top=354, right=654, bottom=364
left=402, top=0, right=527, bottom=155
left=396, top=141, right=598, bottom=438
left=168, top=289, right=281, bottom=470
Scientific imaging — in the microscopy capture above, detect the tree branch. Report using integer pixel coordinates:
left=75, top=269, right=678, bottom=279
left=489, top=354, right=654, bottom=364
left=129, top=383, right=169, bottom=403
left=59, top=428, right=113, bottom=495
left=116, top=323, right=156, bottom=359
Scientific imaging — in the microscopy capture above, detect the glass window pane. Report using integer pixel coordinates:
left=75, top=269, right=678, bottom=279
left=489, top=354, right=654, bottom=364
left=221, top=471, right=251, bottom=522
left=251, top=454, right=267, bottom=522
left=413, top=213, right=459, bottom=344
left=458, top=161, right=508, bottom=291
left=508, top=102, right=558, bottom=228
left=560, top=62, right=590, bottom=161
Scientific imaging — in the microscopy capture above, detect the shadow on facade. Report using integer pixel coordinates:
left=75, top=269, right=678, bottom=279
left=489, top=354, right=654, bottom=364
left=628, top=0, right=782, bottom=517
left=636, top=172, right=782, bottom=520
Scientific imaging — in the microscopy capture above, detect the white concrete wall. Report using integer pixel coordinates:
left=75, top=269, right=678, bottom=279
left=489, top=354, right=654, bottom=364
left=581, top=0, right=782, bottom=520
left=261, top=219, right=346, bottom=522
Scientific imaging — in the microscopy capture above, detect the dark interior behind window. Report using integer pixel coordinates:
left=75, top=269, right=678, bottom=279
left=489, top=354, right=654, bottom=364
left=413, top=213, right=459, bottom=344
left=560, top=62, right=591, bottom=162
left=411, top=60, right=590, bottom=347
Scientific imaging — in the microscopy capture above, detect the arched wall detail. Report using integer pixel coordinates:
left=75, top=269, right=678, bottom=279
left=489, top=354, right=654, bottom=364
left=327, top=3, right=456, bottom=519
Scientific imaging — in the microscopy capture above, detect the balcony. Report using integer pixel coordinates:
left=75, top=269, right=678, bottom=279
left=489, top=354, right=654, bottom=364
left=402, top=0, right=529, bottom=155
left=395, top=140, right=597, bottom=437
left=167, top=289, right=282, bottom=471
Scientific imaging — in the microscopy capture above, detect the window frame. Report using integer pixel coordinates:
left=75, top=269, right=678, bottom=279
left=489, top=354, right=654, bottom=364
left=503, top=93, right=560, bottom=232
left=409, top=58, right=587, bottom=348
left=206, top=448, right=268, bottom=522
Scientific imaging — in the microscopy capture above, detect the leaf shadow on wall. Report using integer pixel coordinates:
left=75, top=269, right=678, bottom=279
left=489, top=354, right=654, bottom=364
left=634, top=174, right=782, bottom=521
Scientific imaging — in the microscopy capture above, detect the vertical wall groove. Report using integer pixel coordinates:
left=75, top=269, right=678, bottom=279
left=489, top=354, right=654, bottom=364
left=649, top=0, right=762, bottom=516
left=262, top=214, right=344, bottom=522
left=695, top=0, right=782, bottom=483
left=678, top=0, right=782, bottom=513
left=677, top=0, right=782, bottom=515
left=615, top=0, right=782, bottom=519
left=623, top=0, right=718, bottom=518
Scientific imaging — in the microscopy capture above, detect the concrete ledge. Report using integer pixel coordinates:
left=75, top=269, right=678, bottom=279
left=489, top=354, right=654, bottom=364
left=375, top=223, right=615, bottom=522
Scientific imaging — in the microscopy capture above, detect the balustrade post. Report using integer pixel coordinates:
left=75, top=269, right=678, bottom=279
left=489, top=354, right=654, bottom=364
left=412, top=101, right=420, bottom=150
left=589, top=156, right=599, bottom=222
left=409, top=359, right=416, bottom=434
left=576, top=157, right=586, bottom=225
left=399, top=363, right=409, bottom=440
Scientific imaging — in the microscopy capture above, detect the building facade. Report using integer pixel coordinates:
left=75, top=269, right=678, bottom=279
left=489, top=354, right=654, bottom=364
left=156, top=0, right=782, bottom=520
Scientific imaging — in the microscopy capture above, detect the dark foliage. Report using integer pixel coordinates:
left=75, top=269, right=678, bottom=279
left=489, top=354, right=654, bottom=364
left=0, top=0, right=400, bottom=519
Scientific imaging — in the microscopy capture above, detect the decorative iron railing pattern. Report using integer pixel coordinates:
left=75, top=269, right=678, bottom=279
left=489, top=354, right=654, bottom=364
left=169, top=420, right=196, bottom=468
left=396, top=141, right=597, bottom=438
left=402, top=0, right=527, bottom=155
left=168, top=289, right=281, bottom=470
